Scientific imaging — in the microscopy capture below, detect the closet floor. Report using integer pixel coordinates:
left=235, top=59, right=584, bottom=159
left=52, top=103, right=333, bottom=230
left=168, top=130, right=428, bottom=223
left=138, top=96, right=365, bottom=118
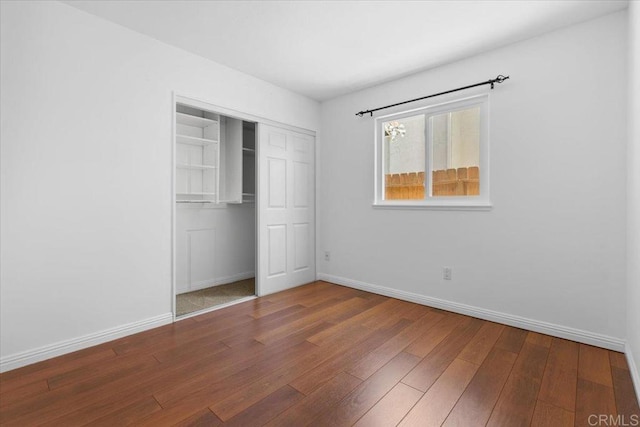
left=176, top=278, right=255, bottom=317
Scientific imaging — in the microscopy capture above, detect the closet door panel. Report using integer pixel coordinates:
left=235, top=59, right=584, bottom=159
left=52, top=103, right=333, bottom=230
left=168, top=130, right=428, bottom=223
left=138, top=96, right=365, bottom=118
left=293, top=223, right=310, bottom=272
left=267, top=158, right=287, bottom=208
left=293, top=161, right=309, bottom=207
left=258, top=124, right=315, bottom=295
left=289, top=131, right=315, bottom=287
left=267, top=225, right=287, bottom=277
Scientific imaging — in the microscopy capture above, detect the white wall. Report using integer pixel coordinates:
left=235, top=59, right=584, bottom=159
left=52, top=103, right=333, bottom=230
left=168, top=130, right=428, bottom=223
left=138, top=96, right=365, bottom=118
left=318, top=12, right=628, bottom=345
left=627, top=0, right=640, bottom=396
left=0, top=1, right=319, bottom=368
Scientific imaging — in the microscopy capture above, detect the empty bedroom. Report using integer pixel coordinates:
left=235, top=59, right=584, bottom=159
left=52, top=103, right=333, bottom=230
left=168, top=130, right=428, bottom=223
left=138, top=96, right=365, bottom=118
left=1, top=0, right=639, bottom=425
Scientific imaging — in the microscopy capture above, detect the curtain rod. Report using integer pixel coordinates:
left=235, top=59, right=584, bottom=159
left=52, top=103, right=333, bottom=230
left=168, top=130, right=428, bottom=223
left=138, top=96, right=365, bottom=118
left=355, top=74, right=510, bottom=117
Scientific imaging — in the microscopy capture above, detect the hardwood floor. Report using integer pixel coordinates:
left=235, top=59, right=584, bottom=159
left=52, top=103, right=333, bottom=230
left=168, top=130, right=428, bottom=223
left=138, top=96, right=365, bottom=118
left=1, top=281, right=638, bottom=426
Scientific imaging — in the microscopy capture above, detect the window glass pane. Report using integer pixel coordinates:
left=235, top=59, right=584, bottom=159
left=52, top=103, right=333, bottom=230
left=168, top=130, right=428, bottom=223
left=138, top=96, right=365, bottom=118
left=432, top=113, right=449, bottom=171
left=383, top=115, right=425, bottom=200
left=431, top=107, right=480, bottom=197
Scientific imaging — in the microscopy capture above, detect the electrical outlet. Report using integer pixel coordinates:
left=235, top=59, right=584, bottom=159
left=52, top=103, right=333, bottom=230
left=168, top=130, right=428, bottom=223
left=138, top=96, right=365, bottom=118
left=443, top=267, right=452, bottom=280
left=324, top=251, right=331, bottom=261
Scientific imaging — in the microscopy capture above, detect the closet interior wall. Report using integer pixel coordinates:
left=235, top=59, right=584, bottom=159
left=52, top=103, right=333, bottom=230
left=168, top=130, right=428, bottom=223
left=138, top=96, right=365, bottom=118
left=174, top=103, right=256, bottom=301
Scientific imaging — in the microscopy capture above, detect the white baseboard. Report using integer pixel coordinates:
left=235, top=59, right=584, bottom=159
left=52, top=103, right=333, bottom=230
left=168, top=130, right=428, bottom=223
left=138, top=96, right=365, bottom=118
left=318, top=273, right=626, bottom=352
left=178, top=271, right=255, bottom=294
left=626, top=342, right=640, bottom=406
left=0, top=312, right=173, bottom=373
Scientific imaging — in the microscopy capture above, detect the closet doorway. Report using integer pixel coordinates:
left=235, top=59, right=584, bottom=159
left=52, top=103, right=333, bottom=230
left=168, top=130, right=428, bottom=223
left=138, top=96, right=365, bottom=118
left=171, top=94, right=316, bottom=319
left=173, top=98, right=257, bottom=318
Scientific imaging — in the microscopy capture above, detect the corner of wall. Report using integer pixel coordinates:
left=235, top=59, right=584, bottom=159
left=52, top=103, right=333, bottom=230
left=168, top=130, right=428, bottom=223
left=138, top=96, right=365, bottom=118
left=627, top=0, right=640, bottom=405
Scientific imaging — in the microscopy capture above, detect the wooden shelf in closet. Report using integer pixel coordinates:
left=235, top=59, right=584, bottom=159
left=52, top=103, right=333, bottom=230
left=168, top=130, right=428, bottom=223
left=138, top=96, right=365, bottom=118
left=176, top=192, right=217, bottom=196
left=176, top=134, right=218, bottom=146
left=176, top=112, right=218, bottom=128
left=176, top=163, right=218, bottom=170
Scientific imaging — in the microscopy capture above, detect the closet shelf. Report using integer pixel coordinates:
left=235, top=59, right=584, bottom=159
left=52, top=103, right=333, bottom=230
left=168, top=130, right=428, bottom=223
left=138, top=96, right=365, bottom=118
left=176, top=191, right=217, bottom=196
left=176, top=134, right=218, bottom=146
left=176, top=200, right=217, bottom=204
left=176, top=163, right=218, bottom=170
left=242, top=148, right=255, bottom=154
left=176, top=112, right=217, bottom=128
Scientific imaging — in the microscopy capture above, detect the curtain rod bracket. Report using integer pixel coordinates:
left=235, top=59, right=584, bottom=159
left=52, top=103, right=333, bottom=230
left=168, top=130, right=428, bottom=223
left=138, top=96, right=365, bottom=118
left=355, top=74, right=510, bottom=117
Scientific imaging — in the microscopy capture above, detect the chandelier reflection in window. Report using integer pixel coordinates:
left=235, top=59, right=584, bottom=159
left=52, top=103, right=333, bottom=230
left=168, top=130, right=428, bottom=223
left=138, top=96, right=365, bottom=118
left=384, top=121, right=406, bottom=142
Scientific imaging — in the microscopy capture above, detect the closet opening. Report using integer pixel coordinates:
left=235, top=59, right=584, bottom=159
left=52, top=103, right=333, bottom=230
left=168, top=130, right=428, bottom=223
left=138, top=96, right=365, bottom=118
left=174, top=101, right=257, bottom=318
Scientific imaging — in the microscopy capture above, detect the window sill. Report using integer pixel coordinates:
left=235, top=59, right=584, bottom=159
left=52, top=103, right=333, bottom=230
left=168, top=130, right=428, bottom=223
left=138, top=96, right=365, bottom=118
left=372, top=201, right=492, bottom=211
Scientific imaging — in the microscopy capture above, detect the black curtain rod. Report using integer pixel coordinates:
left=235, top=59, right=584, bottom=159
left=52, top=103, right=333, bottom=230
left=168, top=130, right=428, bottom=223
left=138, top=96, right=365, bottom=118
left=355, top=74, right=510, bottom=117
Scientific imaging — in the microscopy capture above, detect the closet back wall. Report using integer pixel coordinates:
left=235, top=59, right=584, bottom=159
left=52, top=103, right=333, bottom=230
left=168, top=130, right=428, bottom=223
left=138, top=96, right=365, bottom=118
left=176, top=206, right=255, bottom=294
left=0, top=1, right=319, bottom=370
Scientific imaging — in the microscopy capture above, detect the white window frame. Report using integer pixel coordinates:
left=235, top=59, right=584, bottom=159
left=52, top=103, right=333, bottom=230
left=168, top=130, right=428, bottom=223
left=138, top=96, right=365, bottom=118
left=373, top=94, right=491, bottom=210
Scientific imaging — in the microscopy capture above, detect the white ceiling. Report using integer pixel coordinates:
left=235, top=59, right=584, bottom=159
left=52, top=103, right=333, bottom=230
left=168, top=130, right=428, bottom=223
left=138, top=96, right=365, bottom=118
left=64, top=0, right=628, bottom=101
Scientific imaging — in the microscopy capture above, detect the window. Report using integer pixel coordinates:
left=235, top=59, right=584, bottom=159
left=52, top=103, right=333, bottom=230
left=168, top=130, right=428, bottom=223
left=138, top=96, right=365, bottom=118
left=374, top=95, right=490, bottom=209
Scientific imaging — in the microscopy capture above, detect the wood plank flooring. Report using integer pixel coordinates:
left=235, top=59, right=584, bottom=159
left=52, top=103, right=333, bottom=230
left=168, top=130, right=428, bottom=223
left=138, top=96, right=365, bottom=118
left=1, top=281, right=638, bottom=426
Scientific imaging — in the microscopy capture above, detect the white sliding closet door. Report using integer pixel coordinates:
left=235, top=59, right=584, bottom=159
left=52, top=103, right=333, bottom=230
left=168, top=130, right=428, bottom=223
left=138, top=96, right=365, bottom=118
left=258, top=124, right=315, bottom=295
